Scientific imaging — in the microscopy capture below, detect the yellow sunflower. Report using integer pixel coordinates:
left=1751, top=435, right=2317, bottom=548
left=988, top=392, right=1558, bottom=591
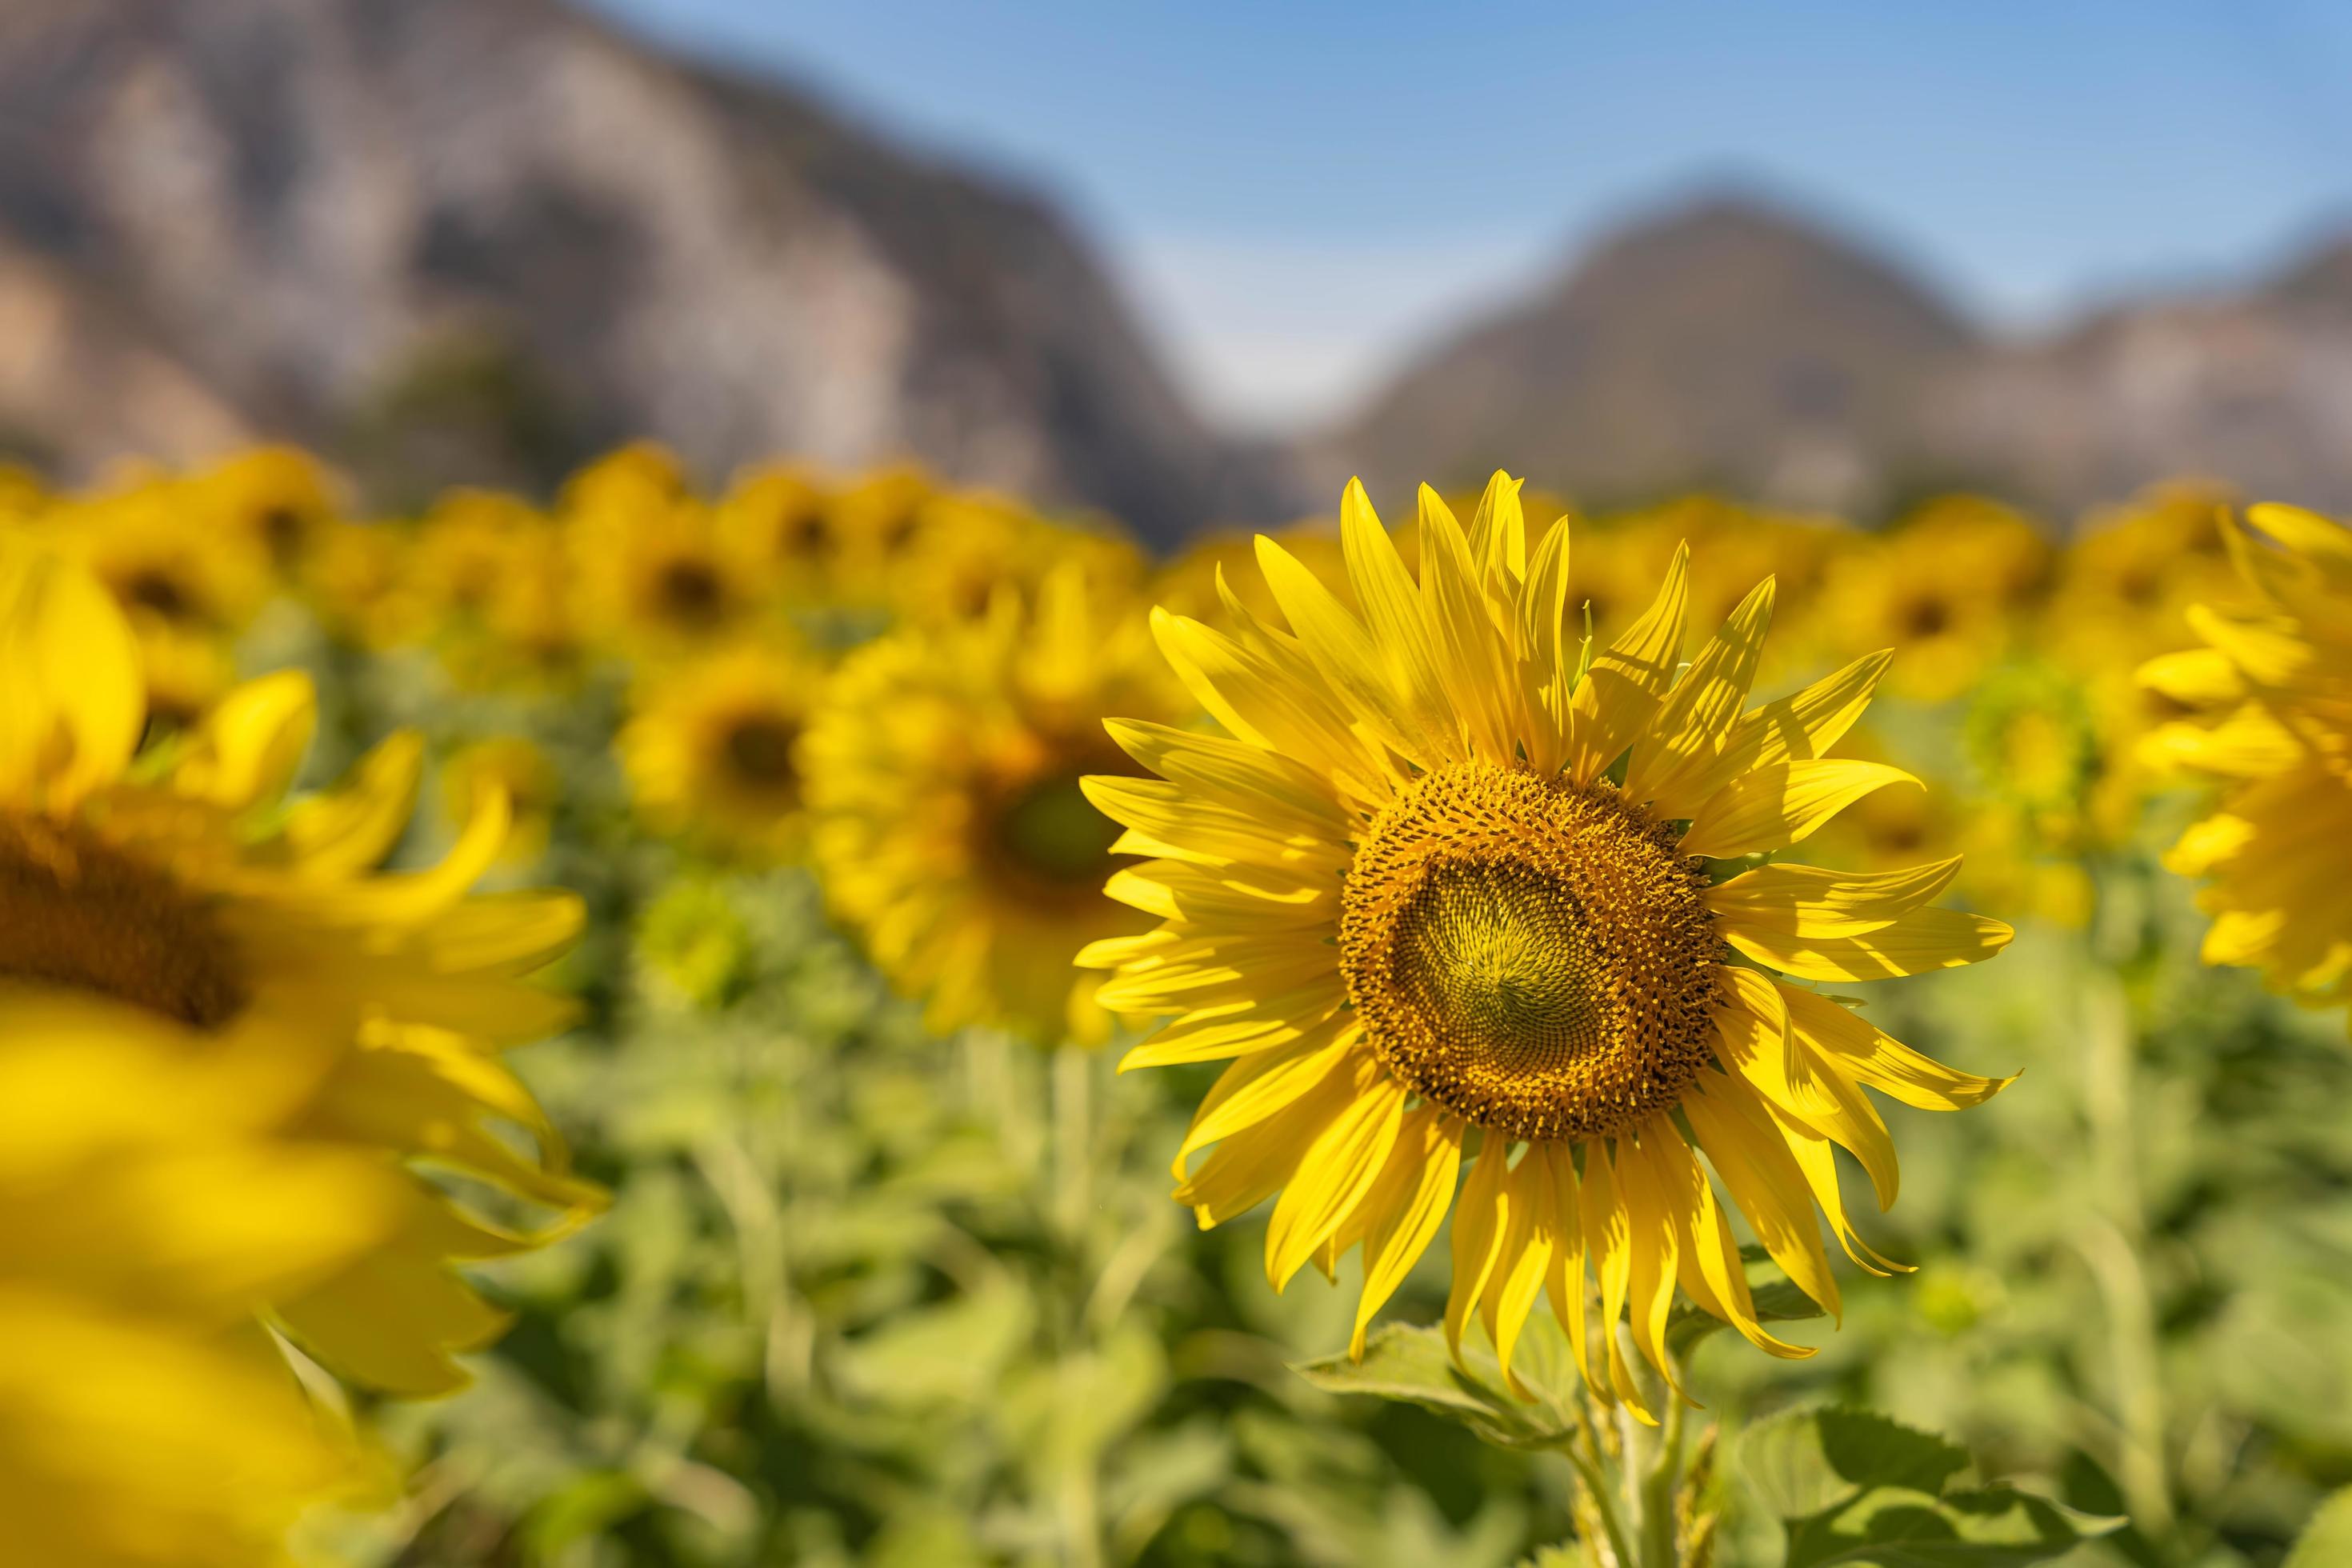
left=806, top=566, right=1182, bottom=1043
left=576, top=494, right=769, bottom=656
left=1081, top=475, right=2014, bottom=1415
left=187, top=446, right=342, bottom=574
left=1826, top=496, right=2048, bottom=703
left=50, top=483, right=275, bottom=639
left=718, top=462, right=838, bottom=600
left=619, top=641, right=821, bottom=862
left=0, top=532, right=600, bottom=1402
left=444, top=737, right=562, bottom=867
left=304, top=518, right=431, bottom=650
left=2141, top=504, right=2352, bottom=1027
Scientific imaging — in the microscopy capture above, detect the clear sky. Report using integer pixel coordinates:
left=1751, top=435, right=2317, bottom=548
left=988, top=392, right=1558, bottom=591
left=586, top=0, right=2352, bottom=435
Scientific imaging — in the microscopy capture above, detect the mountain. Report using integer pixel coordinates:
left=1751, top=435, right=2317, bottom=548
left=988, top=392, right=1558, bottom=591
left=0, top=0, right=1267, bottom=541
left=1323, top=198, right=1980, bottom=516
left=1327, top=196, right=2352, bottom=525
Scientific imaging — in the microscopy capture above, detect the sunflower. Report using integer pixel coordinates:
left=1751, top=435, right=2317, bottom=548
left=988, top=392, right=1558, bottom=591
left=444, top=737, right=562, bottom=867
left=188, top=446, right=342, bottom=574
left=50, top=482, right=274, bottom=638
left=0, top=532, right=600, bottom=1402
left=620, top=641, right=821, bottom=862
left=1081, top=475, right=2014, bottom=1414
left=806, top=566, right=1182, bottom=1043
left=718, top=462, right=838, bottom=599
left=576, top=494, right=768, bottom=656
left=2141, top=504, right=2352, bottom=1027
left=1826, top=496, right=2048, bottom=703
left=305, top=518, right=431, bottom=650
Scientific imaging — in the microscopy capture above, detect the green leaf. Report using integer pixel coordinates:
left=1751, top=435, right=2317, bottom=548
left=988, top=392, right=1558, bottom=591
left=2287, top=1487, right=2352, bottom=1568
left=1290, top=1320, right=1581, bottom=1452
left=1743, top=1408, right=2121, bottom=1568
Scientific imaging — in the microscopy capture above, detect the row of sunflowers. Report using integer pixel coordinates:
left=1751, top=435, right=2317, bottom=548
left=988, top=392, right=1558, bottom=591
left=2, top=442, right=2346, bottom=1567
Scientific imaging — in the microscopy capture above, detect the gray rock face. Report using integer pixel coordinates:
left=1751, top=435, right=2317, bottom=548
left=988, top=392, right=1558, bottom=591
left=0, top=0, right=1267, bottom=542
left=1328, top=197, right=2352, bottom=526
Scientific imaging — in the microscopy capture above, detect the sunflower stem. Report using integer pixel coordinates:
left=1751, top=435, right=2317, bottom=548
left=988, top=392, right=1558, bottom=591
left=2079, top=960, right=2174, bottom=1538
left=1634, top=1358, right=1688, bottom=1568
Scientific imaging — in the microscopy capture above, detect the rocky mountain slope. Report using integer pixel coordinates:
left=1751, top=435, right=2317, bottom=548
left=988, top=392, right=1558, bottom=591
left=0, top=0, right=1263, bottom=541
left=1328, top=197, right=2352, bottom=524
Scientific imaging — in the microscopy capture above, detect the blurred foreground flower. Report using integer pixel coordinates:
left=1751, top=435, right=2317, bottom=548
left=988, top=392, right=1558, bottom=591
left=0, top=534, right=598, bottom=1554
left=2142, top=503, right=2352, bottom=1029
left=1084, top=474, right=2015, bottom=1418
left=806, top=565, right=1180, bottom=1043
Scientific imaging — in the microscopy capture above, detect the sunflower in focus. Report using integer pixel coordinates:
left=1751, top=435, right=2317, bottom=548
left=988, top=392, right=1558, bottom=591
left=0, top=532, right=600, bottom=1403
left=1082, top=475, right=2014, bottom=1413
left=621, top=641, right=821, bottom=862
left=1828, top=496, right=2048, bottom=702
left=806, top=566, right=1182, bottom=1043
left=2141, top=504, right=2352, bottom=1027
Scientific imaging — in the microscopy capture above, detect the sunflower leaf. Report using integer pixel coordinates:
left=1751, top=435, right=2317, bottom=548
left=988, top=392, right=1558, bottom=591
left=1742, top=1407, right=2122, bottom=1567
left=1290, top=1321, right=1580, bottom=1451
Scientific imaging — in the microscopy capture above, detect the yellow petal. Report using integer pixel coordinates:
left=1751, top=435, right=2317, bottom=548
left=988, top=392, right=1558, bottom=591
left=1625, top=577, right=1776, bottom=815
left=1174, top=1021, right=1361, bottom=1174
left=1642, top=1125, right=1810, bottom=1359
left=1725, top=906, right=2013, bottom=982
left=0, top=534, right=143, bottom=807
left=1612, top=1125, right=1687, bottom=1402
left=172, top=670, right=317, bottom=812
left=1683, top=1071, right=1841, bottom=1318
left=1444, top=1138, right=1514, bottom=1368
left=1719, top=650, right=1890, bottom=776
left=1486, top=1149, right=1558, bottom=1398
left=1566, top=544, right=1688, bottom=784
left=1680, top=760, right=1918, bottom=861
left=1350, top=1110, right=1464, bottom=1358
left=1708, top=858, right=1962, bottom=938
left=1577, top=1142, right=1654, bottom=1422
left=1778, top=984, right=2014, bottom=1111
left=1266, top=1074, right=1407, bottom=1289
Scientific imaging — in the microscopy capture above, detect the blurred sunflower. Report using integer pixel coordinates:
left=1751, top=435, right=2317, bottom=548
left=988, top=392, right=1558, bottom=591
left=2142, top=503, right=2352, bottom=1027
left=1082, top=475, right=2014, bottom=1415
left=0, top=1073, right=402, bottom=1567
left=1828, top=496, right=2048, bottom=702
left=620, top=641, right=821, bottom=862
left=52, top=482, right=274, bottom=638
left=189, top=446, right=341, bottom=574
left=411, top=490, right=549, bottom=626
left=131, top=618, right=239, bottom=734
left=306, top=518, right=430, bottom=650
left=578, top=494, right=766, bottom=656
left=0, top=533, right=600, bottom=1399
left=806, top=566, right=1182, bottom=1043
left=718, top=462, right=838, bottom=598
left=444, top=737, right=562, bottom=866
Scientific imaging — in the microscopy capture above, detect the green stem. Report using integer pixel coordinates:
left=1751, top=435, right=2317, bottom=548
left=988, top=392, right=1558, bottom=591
left=1562, top=1438, right=1638, bottom=1568
left=2080, top=961, right=2174, bottom=1538
left=1637, top=1387, right=1687, bottom=1568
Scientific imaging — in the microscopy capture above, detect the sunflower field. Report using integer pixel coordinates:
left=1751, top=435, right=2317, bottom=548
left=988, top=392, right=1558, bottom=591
left=3, top=442, right=2350, bottom=1568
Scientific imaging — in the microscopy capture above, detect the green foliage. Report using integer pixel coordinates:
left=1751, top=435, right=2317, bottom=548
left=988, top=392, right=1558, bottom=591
left=1741, top=1408, right=2118, bottom=1567
left=2286, top=1489, right=2352, bottom=1568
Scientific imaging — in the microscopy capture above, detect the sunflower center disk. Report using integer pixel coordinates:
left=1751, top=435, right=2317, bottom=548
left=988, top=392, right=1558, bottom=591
left=0, top=814, right=246, bottom=1030
left=1340, top=763, right=1723, bottom=1142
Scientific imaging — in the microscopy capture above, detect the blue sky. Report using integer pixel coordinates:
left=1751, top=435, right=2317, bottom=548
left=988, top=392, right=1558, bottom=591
left=589, top=1, right=2352, bottom=433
